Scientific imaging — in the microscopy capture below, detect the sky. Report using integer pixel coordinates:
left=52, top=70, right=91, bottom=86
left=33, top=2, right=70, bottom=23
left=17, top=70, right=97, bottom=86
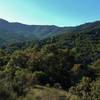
left=0, top=0, right=100, bottom=26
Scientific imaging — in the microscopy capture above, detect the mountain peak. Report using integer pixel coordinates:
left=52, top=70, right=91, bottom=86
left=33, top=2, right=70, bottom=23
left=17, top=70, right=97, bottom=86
left=0, top=18, right=9, bottom=23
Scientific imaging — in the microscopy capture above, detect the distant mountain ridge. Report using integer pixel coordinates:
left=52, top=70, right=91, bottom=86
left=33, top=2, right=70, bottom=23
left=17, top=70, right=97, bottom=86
left=0, top=18, right=100, bottom=46
left=0, top=18, right=73, bottom=39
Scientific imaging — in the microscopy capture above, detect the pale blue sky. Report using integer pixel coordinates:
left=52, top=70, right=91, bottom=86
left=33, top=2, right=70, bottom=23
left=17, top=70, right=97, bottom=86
left=0, top=0, right=100, bottom=26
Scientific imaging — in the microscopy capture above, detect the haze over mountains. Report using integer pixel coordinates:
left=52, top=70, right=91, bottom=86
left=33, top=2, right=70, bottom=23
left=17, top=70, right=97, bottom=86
left=0, top=18, right=100, bottom=46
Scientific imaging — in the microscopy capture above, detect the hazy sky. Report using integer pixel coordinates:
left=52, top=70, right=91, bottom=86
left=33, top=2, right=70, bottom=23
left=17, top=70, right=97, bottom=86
left=0, top=0, right=100, bottom=26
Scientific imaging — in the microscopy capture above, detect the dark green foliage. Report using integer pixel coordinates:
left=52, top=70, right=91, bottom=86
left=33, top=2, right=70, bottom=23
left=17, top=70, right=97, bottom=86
left=0, top=49, right=10, bottom=67
left=0, top=83, right=16, bottom=100
left=69, top=77, right=100, bottom=100
left=32, top=71, right=48, bottom=85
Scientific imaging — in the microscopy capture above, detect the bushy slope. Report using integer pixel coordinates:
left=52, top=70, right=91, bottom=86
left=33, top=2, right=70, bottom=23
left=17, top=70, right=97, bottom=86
left=0, top=19, right=100, bottom=100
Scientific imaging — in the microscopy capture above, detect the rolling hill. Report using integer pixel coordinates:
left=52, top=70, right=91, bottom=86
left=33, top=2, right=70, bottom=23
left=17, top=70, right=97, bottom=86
left=0, top=18, right=100, bottom=47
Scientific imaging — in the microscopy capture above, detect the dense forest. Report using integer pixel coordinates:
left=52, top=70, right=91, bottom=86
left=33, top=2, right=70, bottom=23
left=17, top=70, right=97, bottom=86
left=0, top=19, right=100, bottom=100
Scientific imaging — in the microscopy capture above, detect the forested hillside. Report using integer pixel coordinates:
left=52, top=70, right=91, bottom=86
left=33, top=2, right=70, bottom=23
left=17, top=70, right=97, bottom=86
left=0, top=20, right=100, bottom=100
